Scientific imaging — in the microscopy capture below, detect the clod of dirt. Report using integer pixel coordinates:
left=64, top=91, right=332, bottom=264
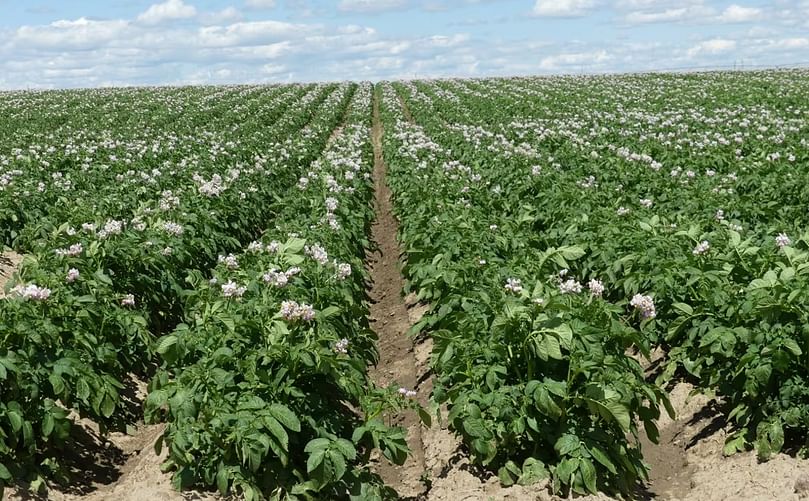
left=795, top=474, right=809, bottom=498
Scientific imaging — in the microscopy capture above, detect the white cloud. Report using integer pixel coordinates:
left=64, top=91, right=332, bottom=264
left=199, top=7, right=243, bottom=25
left=533, top=0, right=596, bottom=17
left=624, top=4, right=714, bottom=23
left=245, top=0, right=277, bottom=9
left=338, top=0, right=409, bottom=13
left=138, top=0, right=197, bottom=24
left=196, top=20, right=311, bottom=48
left=717, top=4, right=762, bottom=23
left=539, top=49, right=611, bottom=69
left=686, top=38, right=736, bottom=57
left=625, top=8, right=687, bottom=23
left=12, top=18, right=131, bottom=50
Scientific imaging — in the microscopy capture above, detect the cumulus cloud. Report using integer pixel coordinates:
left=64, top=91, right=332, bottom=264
left=12, top=18, right=131, bottom=51
left=338, top=0, right=409, bottom=13
left=138, top=0, right=197, bottom=24
left=686, top=38, right=736, bottom=57
left=198, top=7, right=243, bottom=25
left=717, top=4, right=762, bottom=23
left=624, top=4, right=714, bottom=24
left=245, top=0, right=277, bottom=9
left=533, top=0, right=597, bottom=17
left=539, top=49, right=611, bottom=69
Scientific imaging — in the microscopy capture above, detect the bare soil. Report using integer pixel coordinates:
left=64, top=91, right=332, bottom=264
left=368, top=90, right=428, bottom=498
left=0, top=250, right=23, bottom=297
left=5, top=378, right=221, bottom=501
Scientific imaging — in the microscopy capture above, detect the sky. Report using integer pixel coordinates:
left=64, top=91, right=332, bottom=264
left=0, top=0, right=807, bottom=89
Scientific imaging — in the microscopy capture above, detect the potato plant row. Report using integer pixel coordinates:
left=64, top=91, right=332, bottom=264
left=144, top=83, right=423, bottom=501
left=381, top=71, right=809, bottom=496
left=0, top=83, right=358, bottom=494
left=379, top=81, right=670, bottom=496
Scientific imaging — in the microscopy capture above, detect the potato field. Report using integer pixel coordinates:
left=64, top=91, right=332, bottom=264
left=2, top=70, right=809, bottom=500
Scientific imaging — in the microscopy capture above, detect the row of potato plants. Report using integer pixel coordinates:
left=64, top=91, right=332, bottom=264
left=0, top=84, right=302, bottom=247
left=145, top=83, right=424, bottom=500
left=412, top=72, right=809, bottom=459
left=0, top=83, right=354, bottom=495
left=378, top=82, right=671, bottom=496
left=384, top=70, right=809, bottom=496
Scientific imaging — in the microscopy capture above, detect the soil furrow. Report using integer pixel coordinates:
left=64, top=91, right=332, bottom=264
left=367, top=90, right=427, bottom=499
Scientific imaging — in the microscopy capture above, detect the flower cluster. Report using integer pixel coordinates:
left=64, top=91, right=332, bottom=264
left=55, top=243, right=83, bottom=257
left=279, top=300, right=316, bottom=322
left=398, top=387, right=417, bottom=398
left=630, top=294, right=656, bottom=319
left=221, top=280, right=247, bottom=298
left=692, top=240, right=710, bottom=255
left=334, top=338, right=349, bottom=354
left=559, top=279, right=583, bottom=294
left=334, top=262, right=352, bottom=280
left=305, top=244, right=329, bottom=265
left=504, top=277, right=523, bottom=293
left=13, top=283, right=52, bottom=301
left=121, top=294, right=136, bottom=307
left=776, top=233, right=791, bottom=249
left=98, top=219, right=123, bottom=238
left=587, top=278, right=605, bottom=297
left=162, top=221, right=184, bottom=237
left=218, top=254, right=239, bottom=269
left=262, top=267, right=300, bottom=288
left=66, top=268, right=80, bottom=283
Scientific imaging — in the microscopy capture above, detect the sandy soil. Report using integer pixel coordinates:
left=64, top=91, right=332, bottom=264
left=367, top=92, right=428, bottom=499
left=5, top=378, right=221, bottom=501
left=0, top=250, right=23, bottom=297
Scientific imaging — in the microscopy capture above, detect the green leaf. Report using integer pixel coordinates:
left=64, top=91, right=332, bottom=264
left=498, top=461, right=521, bottom=486
left=305, top=438, right=331, bottom=453
left=418, top=407, right=432, bottom=427
left=555, top=457, right=580, bottom=485
left=156, top=335, right=178, bottom=354
left=0, top=462, right=11, bottom=481
left=48, top=373, right=65, bottom=395
left=264, top=416, right=289, bottom=452
left=332, top=439, right=357, bottom=461
left=216, top=464, right=229, bottom=494
left=671, top=302, right=693, bottom=316
left=7, top=410, right=22, bottom=433
left=518, top=457, right=548, bottom=486
left=307, top=449, right=325, bottom=474
left=587, top=445, right=617, bottom=475
left=543, top=335, right=563, bottom=360
left=590, top=399, right=631, bottom=432
left=723, top=434, right=746, bottom=456
left=579, top=458, right=597, bottom=494
left=554, top=434, right=580, bottom=456
left=42, top=414, right=54, bottom=438
left=463, top=418, right=490, bottom=439
left=782, top=339, right=802, bottom=356
left=269, top=403, right=301, bottom=432
left=329, top=450, right=347, bottom=481
left=317, top=306, right=340, bottom=319
left=558, top=245, right=585, bottom=260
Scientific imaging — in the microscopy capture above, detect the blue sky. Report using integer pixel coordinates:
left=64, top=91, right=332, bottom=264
left=0, top=0, right=807, bottom=88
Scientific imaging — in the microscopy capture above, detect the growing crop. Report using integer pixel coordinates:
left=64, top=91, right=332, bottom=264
left=379, top=70, right=809, bottom=496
